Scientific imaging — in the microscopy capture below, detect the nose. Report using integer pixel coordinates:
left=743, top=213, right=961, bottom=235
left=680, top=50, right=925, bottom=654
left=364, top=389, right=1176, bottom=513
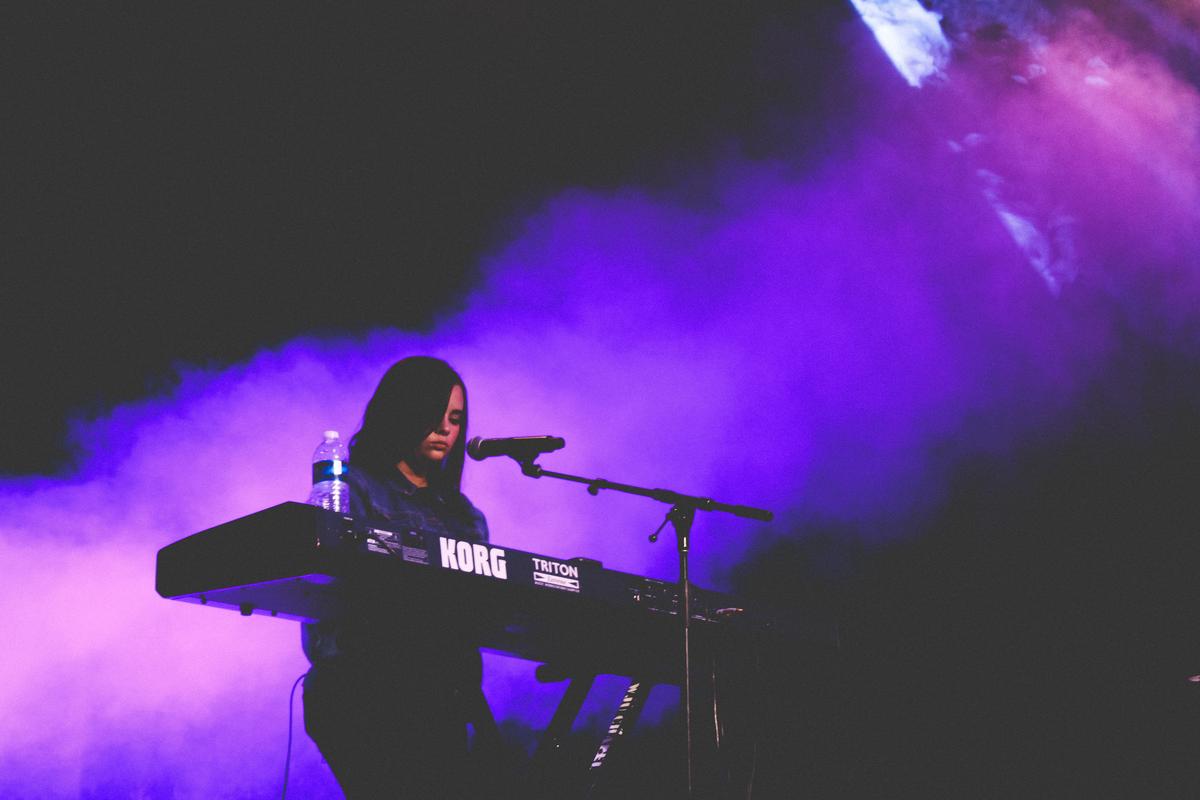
left=435, top=413, right=452, bottom=434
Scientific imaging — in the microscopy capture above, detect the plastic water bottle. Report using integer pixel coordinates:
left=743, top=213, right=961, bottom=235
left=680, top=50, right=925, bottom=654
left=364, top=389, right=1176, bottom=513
left=307, top=430, right=350, bottom=514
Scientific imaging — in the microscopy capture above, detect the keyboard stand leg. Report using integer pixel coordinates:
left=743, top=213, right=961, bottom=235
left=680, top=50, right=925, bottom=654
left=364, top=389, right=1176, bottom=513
left=583, top=678, right=652, bottom=798
left=531, top=672, right=596, bottom=794
left=466, top=684, right=503, bottom=754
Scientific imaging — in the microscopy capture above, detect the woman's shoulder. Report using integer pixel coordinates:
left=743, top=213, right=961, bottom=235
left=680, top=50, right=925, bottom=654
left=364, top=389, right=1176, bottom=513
left=345, top=462, right=386, bottom=488
left=343, top=464, right=414, bottom=521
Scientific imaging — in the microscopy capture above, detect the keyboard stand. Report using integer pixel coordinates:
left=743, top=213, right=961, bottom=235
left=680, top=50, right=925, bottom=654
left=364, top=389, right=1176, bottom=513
left=583, top=678, right=652, bottom=797
left=530, top=668, right=653, bottom=798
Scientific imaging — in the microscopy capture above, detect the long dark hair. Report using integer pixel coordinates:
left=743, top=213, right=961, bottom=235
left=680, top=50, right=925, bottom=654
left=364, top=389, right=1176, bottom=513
left=350, top=356, right=468, bottom=494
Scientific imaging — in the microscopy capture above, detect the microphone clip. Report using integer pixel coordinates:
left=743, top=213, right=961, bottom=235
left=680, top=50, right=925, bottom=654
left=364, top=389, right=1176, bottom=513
left=518, top=459, right=544, bottom=478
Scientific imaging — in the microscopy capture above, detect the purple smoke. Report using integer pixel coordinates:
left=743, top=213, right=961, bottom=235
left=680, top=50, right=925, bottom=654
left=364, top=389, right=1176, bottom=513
left=3, top=2, right=1198, bottom=796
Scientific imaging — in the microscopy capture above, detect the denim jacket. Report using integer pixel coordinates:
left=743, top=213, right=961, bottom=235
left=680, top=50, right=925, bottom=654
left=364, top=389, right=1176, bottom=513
left=301, top=465, right=489, bottom=664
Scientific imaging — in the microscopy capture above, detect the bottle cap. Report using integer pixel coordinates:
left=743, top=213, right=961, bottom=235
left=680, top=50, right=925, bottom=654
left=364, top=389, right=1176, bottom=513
left=324, top=430, right=339, bottom=440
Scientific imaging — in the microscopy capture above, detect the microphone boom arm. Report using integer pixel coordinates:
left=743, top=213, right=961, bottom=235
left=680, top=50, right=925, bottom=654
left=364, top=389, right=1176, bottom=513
left=514, top=458, right=774, bottom=522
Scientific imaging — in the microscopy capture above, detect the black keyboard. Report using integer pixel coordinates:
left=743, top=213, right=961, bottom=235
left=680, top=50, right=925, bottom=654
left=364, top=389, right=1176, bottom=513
left=155, top=502, right=753, bottom=680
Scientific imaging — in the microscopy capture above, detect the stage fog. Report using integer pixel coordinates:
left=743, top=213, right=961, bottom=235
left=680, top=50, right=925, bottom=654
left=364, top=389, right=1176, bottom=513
left=2, top=1, right=1197, bottom=796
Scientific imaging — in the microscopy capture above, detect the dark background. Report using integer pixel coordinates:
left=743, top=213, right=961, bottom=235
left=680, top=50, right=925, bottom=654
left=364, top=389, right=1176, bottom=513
left=5, top=1, right=853, bottom=475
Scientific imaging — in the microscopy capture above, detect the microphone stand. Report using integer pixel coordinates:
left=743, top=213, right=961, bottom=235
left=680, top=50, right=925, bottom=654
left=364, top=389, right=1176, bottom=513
left=511, top=457, right=773, bottom=797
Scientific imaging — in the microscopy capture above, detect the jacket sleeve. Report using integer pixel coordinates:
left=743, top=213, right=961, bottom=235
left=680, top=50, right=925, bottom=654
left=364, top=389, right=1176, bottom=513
left=467, top=499, right=490, bottom=543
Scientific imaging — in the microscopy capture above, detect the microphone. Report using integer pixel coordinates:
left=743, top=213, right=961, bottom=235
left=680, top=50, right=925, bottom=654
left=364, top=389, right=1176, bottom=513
left=467, top=435, right=565, bottom=462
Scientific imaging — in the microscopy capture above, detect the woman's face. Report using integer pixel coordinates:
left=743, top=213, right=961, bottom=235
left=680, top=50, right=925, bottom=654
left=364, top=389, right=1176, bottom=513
left=413, top=383, right=465, bottom=465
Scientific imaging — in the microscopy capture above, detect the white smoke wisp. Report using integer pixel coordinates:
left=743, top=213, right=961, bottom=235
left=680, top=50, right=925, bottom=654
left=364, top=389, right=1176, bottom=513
left=850, top=0, right=952, bottom=87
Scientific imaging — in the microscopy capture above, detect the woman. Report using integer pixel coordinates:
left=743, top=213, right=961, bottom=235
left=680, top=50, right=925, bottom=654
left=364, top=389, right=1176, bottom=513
left=302, top=356, right=496, bottom=798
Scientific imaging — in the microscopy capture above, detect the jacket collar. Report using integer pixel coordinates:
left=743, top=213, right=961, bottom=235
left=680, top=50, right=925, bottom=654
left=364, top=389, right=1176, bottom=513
left=386, top=464, right=447, bottom=503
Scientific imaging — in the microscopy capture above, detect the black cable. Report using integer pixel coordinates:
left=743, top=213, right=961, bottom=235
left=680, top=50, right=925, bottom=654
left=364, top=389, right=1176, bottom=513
left=281, top=671, right=308, bottom=800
